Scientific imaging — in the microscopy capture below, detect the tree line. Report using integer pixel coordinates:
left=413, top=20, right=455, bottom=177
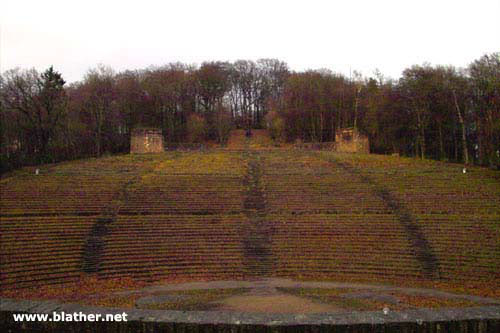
left=1, top=54, right=499, bottom=173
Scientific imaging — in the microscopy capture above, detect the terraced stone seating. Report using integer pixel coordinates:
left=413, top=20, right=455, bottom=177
left=121, top=175, right=244, bottom=215
left=98, top=215, right=247, bottom=281
left=263, top=169, right=391, bottom=213
left=260, top=151, right=421, bottom=280
left=0, top=174, right=125, bottom=216
left=1, top=216, right=96, bottom=288
left=318, top=152, right=500, bottom=283
left=417, top=214, right=499, bottom=280
left=0, top=152, right=252, bottom=289
left=0, top=150, right=498, bottom=297
left=270, top=214, right=421, bottom=279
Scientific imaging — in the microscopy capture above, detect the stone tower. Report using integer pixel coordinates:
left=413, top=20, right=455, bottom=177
left=334, top=128, right=369, bottom=153
left=130, top=128, right=164, bottom=153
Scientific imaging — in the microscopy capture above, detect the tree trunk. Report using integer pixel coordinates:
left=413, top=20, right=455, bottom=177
left=310, top=112, right=316, bottom=142
left=416, top=110, right=426, bottom=159
left=96, top=129, right=101, bottom=157
left=453, top=126, right=458, bottom=161
left=421, top=127, right=426, bottom=159
left=415, top=135, right=420, bottom=158
left=331, top=110, right=335, bottom=141
left=319, top=112, right=324, bottom=142
left=95, top=106, right=104, bottom=157
left=353, top=86, right=361, bottom=129
left=477, top=120, right=484, bottom=165
left=438, top=123, right=444, bottom=160
left=453, top=90, right=469, bottom=165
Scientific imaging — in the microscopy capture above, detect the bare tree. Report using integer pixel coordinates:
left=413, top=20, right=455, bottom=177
left=1, top=67, right=67, bottom=161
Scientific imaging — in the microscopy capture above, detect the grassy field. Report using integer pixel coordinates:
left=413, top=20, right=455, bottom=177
left=1, top=147, right=499, bottom=300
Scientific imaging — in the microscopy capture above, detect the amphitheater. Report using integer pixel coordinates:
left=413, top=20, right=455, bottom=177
left=1, top=130, right=499, bottom=332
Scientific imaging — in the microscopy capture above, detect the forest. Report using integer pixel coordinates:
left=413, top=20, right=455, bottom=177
left=1, top=53, right=499, bottom=173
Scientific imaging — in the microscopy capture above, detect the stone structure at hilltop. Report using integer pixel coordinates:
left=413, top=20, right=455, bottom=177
left=130, top=128, right=164, bottom=153
left=334, top=128, right=369, bottom=153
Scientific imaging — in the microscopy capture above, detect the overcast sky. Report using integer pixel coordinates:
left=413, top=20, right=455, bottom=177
left=1, top=0, right=499, bottom=83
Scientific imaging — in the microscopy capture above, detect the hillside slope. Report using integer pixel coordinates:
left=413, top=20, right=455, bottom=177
left=1, top=150, right=499, bottom=297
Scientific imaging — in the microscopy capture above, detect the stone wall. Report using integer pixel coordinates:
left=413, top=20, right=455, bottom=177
left=294, top=142, right=336, bottom=150
left=334, top=128, right=369, bottom=153
left=130, top=128, right=164, bottom=154
left=1, top=298, right=499, bottom=332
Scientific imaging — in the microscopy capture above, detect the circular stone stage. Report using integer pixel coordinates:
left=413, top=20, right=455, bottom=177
left=2, top=278, right=500, bottom=332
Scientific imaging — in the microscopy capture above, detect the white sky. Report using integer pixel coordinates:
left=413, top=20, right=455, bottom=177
left=1, top=0, right=499, bottom=83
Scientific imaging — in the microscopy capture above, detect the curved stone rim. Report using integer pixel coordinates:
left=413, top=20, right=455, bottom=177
left=113, top=278, right=500, bottom=305
left=3, top=279, right=499, bottom=326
